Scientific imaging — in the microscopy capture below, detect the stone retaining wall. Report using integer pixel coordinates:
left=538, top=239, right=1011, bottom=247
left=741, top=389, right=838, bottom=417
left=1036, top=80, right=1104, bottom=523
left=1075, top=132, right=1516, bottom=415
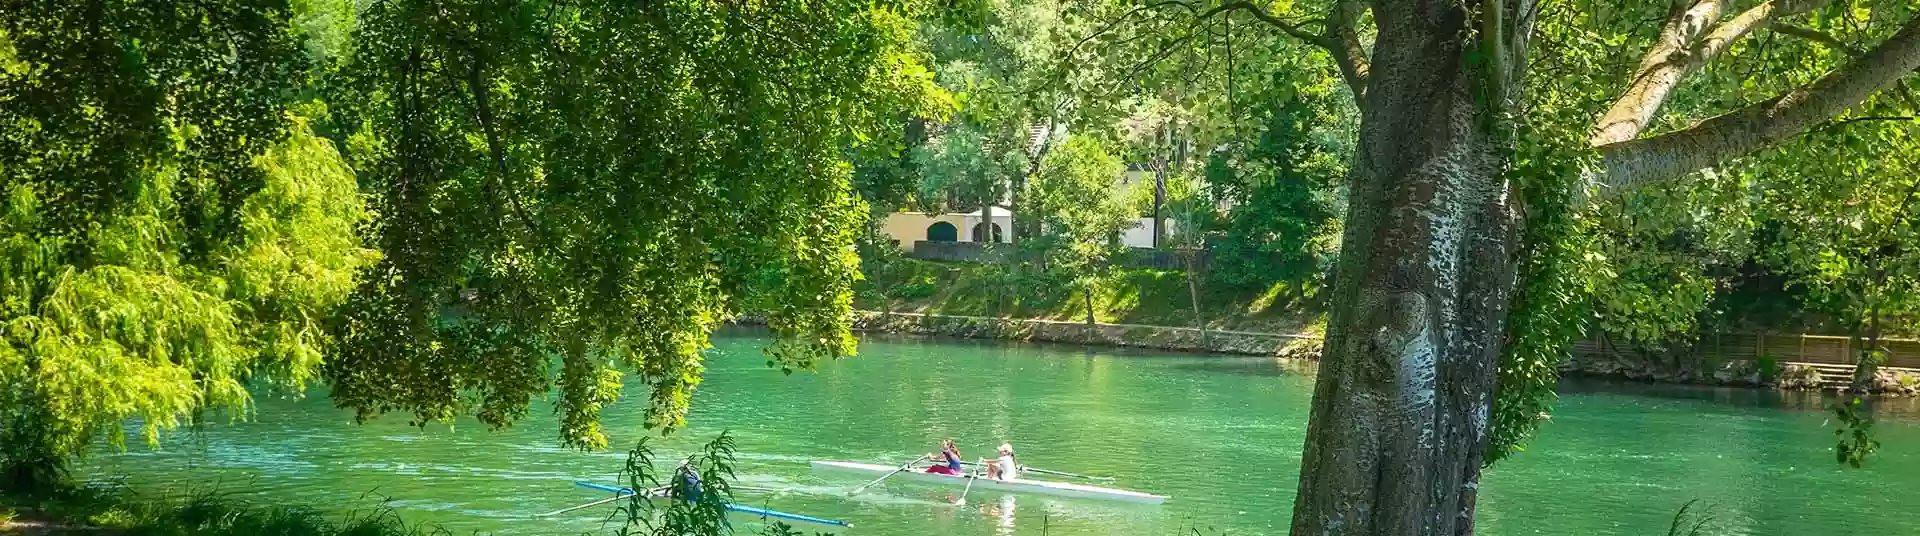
left=1560, top=344, right=1920, bottom=395
left=743, top=312, right=1920, bottom=394
left=848, top=311, right=1324, bottom=360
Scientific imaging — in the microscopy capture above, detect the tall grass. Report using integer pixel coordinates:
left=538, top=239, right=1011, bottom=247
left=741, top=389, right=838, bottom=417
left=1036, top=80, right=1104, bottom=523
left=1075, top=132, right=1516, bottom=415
left=1, top=482, right=444, bottom=536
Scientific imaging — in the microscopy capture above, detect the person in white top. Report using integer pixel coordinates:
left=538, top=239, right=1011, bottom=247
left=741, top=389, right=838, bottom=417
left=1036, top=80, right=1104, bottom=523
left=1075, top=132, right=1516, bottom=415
left=984, top=443, right=1019, bottom=480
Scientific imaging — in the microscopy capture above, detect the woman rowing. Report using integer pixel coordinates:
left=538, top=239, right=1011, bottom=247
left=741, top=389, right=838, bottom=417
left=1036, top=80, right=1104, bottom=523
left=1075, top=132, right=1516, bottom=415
left=926, top=438, right=965, bottom=475
left=984, top=443, right=1018, bottom=480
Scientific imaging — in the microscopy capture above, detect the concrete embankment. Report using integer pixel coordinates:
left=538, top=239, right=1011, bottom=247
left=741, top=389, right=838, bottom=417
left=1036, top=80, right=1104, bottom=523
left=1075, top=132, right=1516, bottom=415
left=758, top=311, right=1920, bottom=396
left=844, top=311, right=1325, bottom=359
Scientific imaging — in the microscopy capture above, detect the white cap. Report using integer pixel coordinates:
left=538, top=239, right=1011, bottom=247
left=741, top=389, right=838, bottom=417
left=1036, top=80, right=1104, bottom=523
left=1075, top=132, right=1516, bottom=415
left=998, top=443, right=1013, bottom=453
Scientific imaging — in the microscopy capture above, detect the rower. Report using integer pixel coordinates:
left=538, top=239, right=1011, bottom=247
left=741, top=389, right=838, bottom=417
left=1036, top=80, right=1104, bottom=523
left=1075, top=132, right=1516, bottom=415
left=672, top=462, right=703, bottom=502
left=926, top=438, right=964, bottom=475
left=984, top=443, right=1018, bottom=480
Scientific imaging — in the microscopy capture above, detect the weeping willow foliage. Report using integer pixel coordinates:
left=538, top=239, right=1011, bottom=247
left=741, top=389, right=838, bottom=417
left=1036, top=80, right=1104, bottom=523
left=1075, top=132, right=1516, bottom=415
left=0, top=0, right=372, bottom=488
left=326, top=0, right=948, bottom=449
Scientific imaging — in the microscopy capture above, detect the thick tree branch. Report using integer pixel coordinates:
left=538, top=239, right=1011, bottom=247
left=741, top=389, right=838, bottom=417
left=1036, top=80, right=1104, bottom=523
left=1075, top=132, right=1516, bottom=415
left=1592, top=0, right=1826, bottom=146
left=1205, top=1, right=1331, bottom=48
left=1113, top=0, right=1372, bottom=98
left=1327, top=0, right=1371, bottom=98
left=1775, top=22, right=1920, bottom=110
left=1591, top=0, right=1725, bottom=146
left=1594, top=14, right=1920, bottom=198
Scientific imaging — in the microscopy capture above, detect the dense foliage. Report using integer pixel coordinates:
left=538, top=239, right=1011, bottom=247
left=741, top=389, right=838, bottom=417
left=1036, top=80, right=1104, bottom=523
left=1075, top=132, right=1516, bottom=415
left=325, top=0, right=947, bottom=449
left=2, top=0, right=949, bottom=485
left=0, top=2, right=372, bottom=489
left=1201, top=95, right=1347, bottom=293
left=1024, top=135, right=1132, bottom=320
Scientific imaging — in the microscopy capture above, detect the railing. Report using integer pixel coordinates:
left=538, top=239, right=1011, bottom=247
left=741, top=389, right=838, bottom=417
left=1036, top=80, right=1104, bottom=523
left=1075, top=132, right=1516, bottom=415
left=1576, top=332, right=1920, bottom=368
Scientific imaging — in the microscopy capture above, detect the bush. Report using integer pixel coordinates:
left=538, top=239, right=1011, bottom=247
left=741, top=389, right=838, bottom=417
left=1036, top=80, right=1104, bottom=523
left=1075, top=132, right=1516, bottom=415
left=1755, top=354, right=1781, bottom=382
left=889, top=276, right=938, bottom=300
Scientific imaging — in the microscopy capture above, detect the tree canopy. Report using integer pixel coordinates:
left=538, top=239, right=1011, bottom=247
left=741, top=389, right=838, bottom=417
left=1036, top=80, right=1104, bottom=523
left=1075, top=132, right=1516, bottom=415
left=0, top=1, right=371, bottom=488
left=2, top=0, right=950, bottom=484
left=324, top=0, right=949, bottom=449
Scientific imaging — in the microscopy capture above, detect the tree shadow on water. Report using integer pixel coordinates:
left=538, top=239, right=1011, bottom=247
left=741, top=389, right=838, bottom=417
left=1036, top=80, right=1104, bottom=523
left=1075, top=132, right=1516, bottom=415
left=1168, top=359, right=1290, bottom=377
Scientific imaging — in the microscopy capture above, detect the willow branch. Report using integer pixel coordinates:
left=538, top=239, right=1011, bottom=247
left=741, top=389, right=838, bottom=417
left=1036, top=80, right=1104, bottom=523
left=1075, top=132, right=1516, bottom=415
left=1594, top=14, right=1920, bottom=199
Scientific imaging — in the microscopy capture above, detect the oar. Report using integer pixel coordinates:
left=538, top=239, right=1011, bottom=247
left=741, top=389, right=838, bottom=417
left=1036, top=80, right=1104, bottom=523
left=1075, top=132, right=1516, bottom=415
left=569, top=482, right=850, bottom=527
left=535, top=494, right=627, bottom=517
left=848, top=454, right=928, bottom=495
left=957, top=461, right=1113, bottom=481
left=1020, top=466, right=1113, bottom=481
left=727, top=503, right=852, bottom=527
left=951, top=474, right=977, bottom=506
left=541, top=482, right=659, bottom=518
left=575, top=481, right=650, bottom=495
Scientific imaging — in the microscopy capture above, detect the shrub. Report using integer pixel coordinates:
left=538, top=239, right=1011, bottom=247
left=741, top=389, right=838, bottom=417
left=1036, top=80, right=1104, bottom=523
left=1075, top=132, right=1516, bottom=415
left=1755, top=354, right=1781, bottom=382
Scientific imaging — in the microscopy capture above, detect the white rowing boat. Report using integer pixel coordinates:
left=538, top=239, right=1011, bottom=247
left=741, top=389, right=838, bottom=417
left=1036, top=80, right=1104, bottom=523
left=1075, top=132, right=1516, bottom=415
left=810, top=460, right=1168, bottom=504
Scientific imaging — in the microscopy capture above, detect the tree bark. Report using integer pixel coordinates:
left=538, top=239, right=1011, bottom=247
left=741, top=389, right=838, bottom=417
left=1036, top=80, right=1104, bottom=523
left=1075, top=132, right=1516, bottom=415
left=1289, top=2, right=1518, bottom=535
left=1186, top=251, right=1206, bottom=347
left=1275, top=0, right=1920, bottom=533
left=1084, top=286, right=1098, bottom=327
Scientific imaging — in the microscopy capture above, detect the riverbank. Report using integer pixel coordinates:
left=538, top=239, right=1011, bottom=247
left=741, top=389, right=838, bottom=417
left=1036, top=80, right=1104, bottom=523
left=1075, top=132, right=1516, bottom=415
left=798, top=310, right=1920, bottom=396
left=850, top=310, right=1325, bottom=359
left=0, top=485, right=429, bottom=536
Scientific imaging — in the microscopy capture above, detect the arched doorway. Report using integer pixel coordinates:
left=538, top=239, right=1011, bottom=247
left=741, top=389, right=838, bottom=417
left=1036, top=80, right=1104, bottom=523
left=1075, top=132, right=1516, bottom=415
left=971, top=222, right=1004, bottom=243
left=926, top=221, right=958, bottom=242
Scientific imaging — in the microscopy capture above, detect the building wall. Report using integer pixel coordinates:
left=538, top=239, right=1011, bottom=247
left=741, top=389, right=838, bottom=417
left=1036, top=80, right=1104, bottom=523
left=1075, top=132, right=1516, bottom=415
left=1118, top=217, right=1180, bottom=248
left=883, top=211, right=1171, bottom=251
left=878, top=210, right=1010, bottom=253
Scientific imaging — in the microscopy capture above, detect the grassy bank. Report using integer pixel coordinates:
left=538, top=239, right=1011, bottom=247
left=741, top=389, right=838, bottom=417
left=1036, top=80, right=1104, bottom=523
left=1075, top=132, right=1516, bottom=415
left=855, top=256, right=1322, bottom=335
left=0, top=485, right=435, bottom=536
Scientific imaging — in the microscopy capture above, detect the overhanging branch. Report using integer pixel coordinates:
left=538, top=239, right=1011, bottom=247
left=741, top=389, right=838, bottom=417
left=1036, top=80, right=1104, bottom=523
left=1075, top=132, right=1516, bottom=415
left=1591, top=0, right=1829, bottom=146
left=1593, top=14, right=1920, bottom=200
left=1590, top=0, right=1726, bottom=147
left=1203, top=1, right=1332, bottom=48
left=1774, top=22, right=1920, bottom=110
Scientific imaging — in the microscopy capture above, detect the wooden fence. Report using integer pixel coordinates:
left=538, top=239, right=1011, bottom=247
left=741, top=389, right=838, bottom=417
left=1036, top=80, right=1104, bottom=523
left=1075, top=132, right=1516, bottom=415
left=1575, top=332, right=1920, bottom=368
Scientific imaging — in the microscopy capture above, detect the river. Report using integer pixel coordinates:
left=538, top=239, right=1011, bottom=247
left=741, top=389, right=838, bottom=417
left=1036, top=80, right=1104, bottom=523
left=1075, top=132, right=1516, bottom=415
left=80, top=331, right=1920, bottom=535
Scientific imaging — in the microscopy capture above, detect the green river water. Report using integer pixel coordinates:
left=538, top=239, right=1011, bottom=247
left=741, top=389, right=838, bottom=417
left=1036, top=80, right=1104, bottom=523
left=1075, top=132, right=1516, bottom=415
left=80, top=331, right=1920, bottom=535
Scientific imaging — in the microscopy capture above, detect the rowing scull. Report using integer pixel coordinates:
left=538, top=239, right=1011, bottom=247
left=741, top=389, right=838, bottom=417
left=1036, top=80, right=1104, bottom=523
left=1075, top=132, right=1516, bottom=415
left=810, top=460, right=1168, bottom=504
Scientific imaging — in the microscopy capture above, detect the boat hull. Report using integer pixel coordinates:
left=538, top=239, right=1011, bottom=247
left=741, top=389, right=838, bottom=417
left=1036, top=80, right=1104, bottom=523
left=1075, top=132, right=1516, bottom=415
left=810, top=460, right=1167, bottom=504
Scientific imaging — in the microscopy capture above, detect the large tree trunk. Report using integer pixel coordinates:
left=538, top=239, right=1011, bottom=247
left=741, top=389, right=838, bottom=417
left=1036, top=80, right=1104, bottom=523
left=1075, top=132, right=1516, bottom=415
left=1278, top=1, right=1920, bottom=532
left=1289, top=3, right=1519, bottom=535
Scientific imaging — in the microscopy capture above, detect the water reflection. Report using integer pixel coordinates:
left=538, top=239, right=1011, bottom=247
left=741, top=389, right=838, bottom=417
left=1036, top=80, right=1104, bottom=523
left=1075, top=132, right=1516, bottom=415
left=985, top=494, right=1014, bottom=535
left=1168, top=359, right=1288, bottom=377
